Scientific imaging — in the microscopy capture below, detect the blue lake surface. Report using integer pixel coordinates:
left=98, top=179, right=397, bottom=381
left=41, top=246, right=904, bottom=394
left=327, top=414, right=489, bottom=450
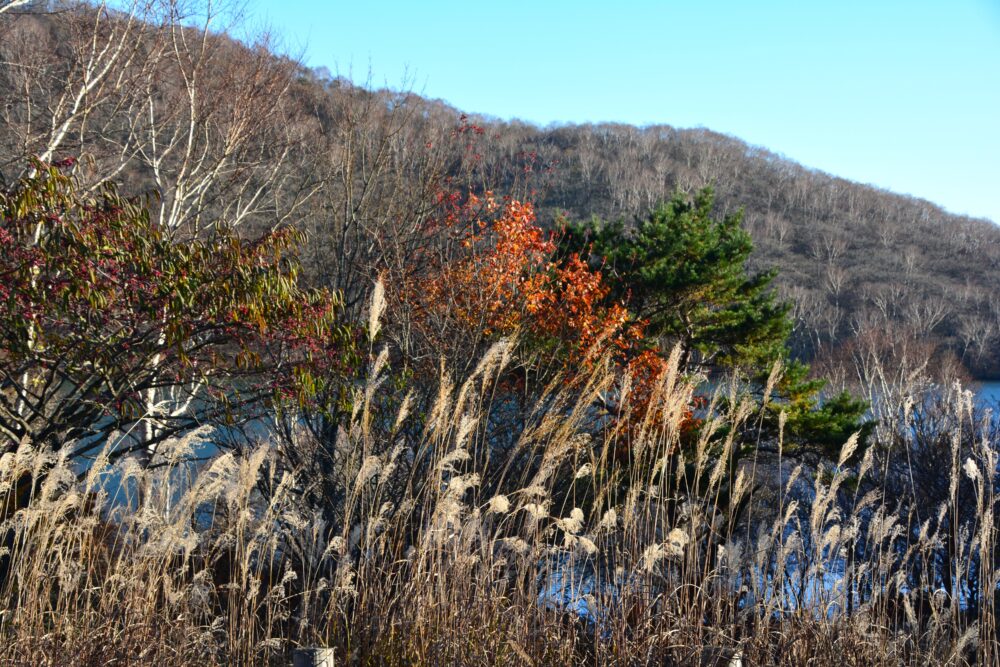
left=977, top=381, right=1000, bottom=405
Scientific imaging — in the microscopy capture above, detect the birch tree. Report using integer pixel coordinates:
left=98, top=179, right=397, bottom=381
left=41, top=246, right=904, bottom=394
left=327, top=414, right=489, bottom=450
left=0, top=0, right=307, bottom=237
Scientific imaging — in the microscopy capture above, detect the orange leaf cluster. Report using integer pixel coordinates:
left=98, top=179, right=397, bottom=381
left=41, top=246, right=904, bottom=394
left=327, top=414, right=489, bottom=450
left=415, top=196, right=643, bottom=370
left=523, top=253, right=635, bottom=366
left=419, top=198, right=554, bottom=337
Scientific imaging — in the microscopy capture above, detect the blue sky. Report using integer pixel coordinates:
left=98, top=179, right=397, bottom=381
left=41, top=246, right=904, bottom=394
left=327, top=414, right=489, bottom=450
left=251, top=0, right=1000, bottom=223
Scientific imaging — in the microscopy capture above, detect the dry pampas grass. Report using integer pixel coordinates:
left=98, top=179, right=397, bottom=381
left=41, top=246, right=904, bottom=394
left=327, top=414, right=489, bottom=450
left=1, top=318, right=998, bottom=666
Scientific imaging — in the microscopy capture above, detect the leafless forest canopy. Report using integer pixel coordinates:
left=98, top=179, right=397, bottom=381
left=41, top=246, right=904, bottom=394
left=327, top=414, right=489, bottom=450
left=3, top=2, right=999, bottom=382
left=449, top=115, right=1000, bottom=380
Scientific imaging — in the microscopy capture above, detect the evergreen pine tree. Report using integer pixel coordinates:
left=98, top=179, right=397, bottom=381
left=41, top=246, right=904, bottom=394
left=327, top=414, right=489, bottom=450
left=560, top=187, right=871, bottom=460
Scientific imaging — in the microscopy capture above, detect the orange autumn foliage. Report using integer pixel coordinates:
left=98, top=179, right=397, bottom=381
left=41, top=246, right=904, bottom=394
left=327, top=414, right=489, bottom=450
left=419, top=197, right=554, bottom=338
left=406, top=191, right=695, bottom=444
left=523, top=252, right=634, bottom=364
left=415, top=196, right=640, bottom=368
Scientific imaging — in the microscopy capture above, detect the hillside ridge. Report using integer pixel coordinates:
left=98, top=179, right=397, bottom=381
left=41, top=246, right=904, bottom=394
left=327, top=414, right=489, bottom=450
left=2, top=5, right=998, bottom=377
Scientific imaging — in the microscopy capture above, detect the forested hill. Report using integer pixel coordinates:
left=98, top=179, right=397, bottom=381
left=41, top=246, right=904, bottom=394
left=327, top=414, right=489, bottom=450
left=412, top=108, right=1000, bottom=379
left=2, top=5, right=999, bottom=377
left=355, top=86, right=1000, bottom=378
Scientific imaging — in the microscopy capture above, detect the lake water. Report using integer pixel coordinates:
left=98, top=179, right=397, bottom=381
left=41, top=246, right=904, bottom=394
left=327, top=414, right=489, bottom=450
left=977, top=381, right=1000, bottom=405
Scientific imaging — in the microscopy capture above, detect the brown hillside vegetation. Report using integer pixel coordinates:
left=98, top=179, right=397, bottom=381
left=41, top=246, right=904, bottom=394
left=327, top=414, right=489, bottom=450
left=3, top=3, right=999, bottom=379
left=437, top=116, right=1000, bottom=379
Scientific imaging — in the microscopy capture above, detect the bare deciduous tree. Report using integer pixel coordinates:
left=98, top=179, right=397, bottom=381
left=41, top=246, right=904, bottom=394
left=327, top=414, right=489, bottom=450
left=0, top=0, right=33, bottom=15
left=825, top=263, right=849, bottom=300
left=905, top=294, right=951, bottom=336
left=0, top=1, right=158, bottom=172
left=958, top=313, right=997, bottom=363
left=1, top=0, right=305, bottom=237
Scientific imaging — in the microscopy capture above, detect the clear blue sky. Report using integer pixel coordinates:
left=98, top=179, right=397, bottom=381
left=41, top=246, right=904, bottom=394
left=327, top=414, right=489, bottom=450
left=251, top=0, right=1000, bottom=224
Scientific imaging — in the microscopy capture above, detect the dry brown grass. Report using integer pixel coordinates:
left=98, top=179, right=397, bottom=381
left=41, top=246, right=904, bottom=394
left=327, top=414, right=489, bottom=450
left=1, top=330, right=997, bottom=665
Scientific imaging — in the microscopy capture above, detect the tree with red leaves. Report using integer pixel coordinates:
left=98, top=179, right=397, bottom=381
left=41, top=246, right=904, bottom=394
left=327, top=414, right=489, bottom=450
left=0, top=161, right=357, bottom=463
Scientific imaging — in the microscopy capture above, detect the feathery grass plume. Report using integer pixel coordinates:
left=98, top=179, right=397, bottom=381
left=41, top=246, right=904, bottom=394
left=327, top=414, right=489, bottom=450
left=517, top=484, right=549, bottom=500
left=454, top=413, right=478, bottom=451
left=378, top=440, right=409, bottom=485
left=640, top=543, right=668, bottom=572
left=556, top=507, right=586, bottom=535
left=367, top=346, right=390, bottom=394
left=486, top=494, right=510, bottom=514
left=837, top=431, right=861, bottom=468
left=392, top=389, right=413, bottom=434
left=522, top=501, right=549, bottom=522
left=445, top=472, right=480, bottom=499
left=425, top=363, right=455, bottom=441
left=963, top=457, right=981, bottom=484
left=499, top=536, right=531, bottom=557
left=437, top=447, right=471, bottom=474
left=664, top=527, right=689, bottom=559
left=353, top=455, right=382, bottom=491
left=577, top=535, right=599, bottom=556
left=471, top=336, right=515, bottom=381
left=598, top=508, right=618, bottom=532
left=368, top=277, right=386, bottom=342
left=762, top=358, right=783, bottom=408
